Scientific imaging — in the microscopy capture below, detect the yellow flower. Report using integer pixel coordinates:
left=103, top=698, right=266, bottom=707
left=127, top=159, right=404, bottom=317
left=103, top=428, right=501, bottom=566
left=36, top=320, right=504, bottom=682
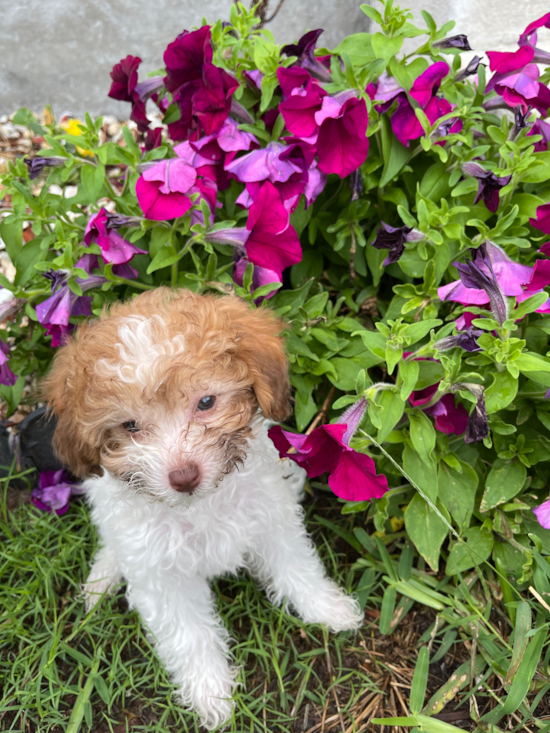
left=60, top=118, right=94, bottom=158
left=390, top=516, right=404, bottom=533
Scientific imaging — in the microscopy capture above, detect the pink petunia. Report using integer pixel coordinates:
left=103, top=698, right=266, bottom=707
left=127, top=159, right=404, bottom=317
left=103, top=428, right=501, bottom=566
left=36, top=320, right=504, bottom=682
left=84, top=209, right=146, bottom=266
left=245, top=181, right=302, bottom=276
left=268, top=400, right=388, bottom=502
left=534, top=497, right=550, bottom=529
left=409, top=385, right=469, bottom=435
left=136, top=158, right=197, bottom=220
left=315, top=96, right=369, bottom=178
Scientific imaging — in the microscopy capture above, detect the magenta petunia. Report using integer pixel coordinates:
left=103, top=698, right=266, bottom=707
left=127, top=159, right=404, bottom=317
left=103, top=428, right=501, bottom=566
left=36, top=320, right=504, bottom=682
left=108, top=55, right=151, bottom=132
left=409, top=384, right=469, bottom=435
left=527, top=118, right=550, bottom=151
left=233, top=256, right=280, bottom=301
left=268, top=416, right=388, bottom=502
left=136, top=158, right=197, bottom=220
left=277, top=67, right=314, bottom=98
left=390, top=62, right=461, bottom=147
left=486, top=47, right=535, bottom=76
left=315, top=96, right=369, bottom=178
left=534, top=497, right=550, bottom=529
left=245, top=181, right=302, bottom=276
left=192, top=63, right=239, bottom=135
left=31, top=469, right=85, bottom=516
left=84, top=209, right=146, bottom=266
left=278, top=78, right=326, bottom=138
left=530, top=203, right=550, bottom=235
left=519, top=13, right=550, bottom=47
left=281, top=28, right=332, bottom=83
left=164, top=25, right=212, bottom=94
left=0, top=340, right=17, bottom=387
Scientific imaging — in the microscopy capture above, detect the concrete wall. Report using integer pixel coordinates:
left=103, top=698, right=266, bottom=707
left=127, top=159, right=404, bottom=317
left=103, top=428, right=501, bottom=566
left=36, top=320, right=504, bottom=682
left=1, top=0, right=549, bottom=118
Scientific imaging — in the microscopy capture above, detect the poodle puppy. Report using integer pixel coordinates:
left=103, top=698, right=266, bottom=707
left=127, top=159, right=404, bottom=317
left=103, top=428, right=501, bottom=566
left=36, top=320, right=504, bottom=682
left=42, top=288, right=362, bottom=729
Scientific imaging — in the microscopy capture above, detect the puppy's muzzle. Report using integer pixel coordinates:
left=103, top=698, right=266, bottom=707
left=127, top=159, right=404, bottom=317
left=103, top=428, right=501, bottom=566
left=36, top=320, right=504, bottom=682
left=169, top=465, right=201, bottom=493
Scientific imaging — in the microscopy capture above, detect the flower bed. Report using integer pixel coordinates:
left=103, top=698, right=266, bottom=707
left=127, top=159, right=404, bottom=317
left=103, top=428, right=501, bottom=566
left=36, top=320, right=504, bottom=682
left=2, top=1, right=550, bottom=727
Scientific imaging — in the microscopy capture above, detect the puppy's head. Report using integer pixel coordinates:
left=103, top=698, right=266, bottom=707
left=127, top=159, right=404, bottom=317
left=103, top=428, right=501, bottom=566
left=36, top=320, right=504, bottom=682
left=42, top=288, right=291, bottom=505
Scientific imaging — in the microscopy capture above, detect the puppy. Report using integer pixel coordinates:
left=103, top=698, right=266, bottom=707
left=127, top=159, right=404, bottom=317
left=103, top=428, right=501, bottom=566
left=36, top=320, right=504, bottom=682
left=43, top=288, right=362, bottom=729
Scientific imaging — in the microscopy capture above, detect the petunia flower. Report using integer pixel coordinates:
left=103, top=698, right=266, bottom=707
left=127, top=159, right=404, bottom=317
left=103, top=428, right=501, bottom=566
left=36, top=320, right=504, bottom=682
left=135, top=158, right=197, bottom=220
left=433, top=35, right=471, bottom=50
left=534, top=497, right=550, bottom=529
left=409, top=384, right=469, bottom=435
left=281, top=29, right=332, bottom=83
left=204, top=181, right=302, bottom=279
left=464, top=391, right=489, bottom=443
left=244, top=181, right=302, bottom=275
left=108, top=55, right=151, bottom=132
left=315, top=96, right=369, bottom=178
left=268, top=398, right=388, bottom=501
left=233, top=256, right=280, bottom=301
left=163, top=26, right=239, bottom=140
left=455, top=55, right=483, bottom=82
left=143, top=128, right=163, bottom=151
left=527, top=118, right=550, bottom=151
left=391, top=62, right=461, bottom=147
left=0, top=340, right=17, bottom=387
left=433, top=327, right=482, bottom=353
left=31, top=469, right=85, bottom=516
left=462, top=161, right=511, bottom=213
left=371, top=222, right=424, bottom=265
left=24, top=156, right=65, bottom=180
left=278, top=74, right=326, bottom=137
left=438, top=242, right=550, bottom=321
left=84, top=208, right=146, bottom=265
left=36, top=257, right=106, bottom=345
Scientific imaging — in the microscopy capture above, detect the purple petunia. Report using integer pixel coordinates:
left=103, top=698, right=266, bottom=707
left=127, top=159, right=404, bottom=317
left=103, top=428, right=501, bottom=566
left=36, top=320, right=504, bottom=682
left=84, top=209, right=146, bottom=266
left=31, top=469, right=85, bottom=516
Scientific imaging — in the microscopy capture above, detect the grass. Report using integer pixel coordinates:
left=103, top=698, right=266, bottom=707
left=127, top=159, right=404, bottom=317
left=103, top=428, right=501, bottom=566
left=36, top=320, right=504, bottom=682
left=2, top=475, right=550, bottom=733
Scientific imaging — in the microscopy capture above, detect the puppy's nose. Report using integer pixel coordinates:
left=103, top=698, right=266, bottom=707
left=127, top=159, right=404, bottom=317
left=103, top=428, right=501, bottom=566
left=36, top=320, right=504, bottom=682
left=169, top=465, right=201, bottom=493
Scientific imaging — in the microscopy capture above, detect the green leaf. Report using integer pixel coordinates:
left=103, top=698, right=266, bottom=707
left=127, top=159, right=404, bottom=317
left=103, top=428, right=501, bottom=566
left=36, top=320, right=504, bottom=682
left=353, top=329, right=387, bottom=358
left=377, top=389, right=405, bottom=443
left=379, top=585, right=397, bottom=635
left=400, top=359, right=419, bottom=401
left=403, top=319, right=442, bottom=345
left=409, top=411, right=436, bottom=466
left=438, top=463, right=477, bottom=530
left=415, top=360, right=445, bottom=390
left=403, top=444, right=438, bottom=503
left=0, top=375, right=25, bottom=418
left=380, top=115, right=411, bottom=187
left=404, top=493, right=447, bottom=571
left=480, top=458, right=527, bottom=511
left=499, top=629, right=545, bottom=714
left=446, top=527, right=494, bottom=575
left=410, top=647, right=429, bottom=715
left=0, top=216, right=23, bottom=263
left=485, top=370, right=518, bottom=414
left=516, top=352, right=550, bottom=374
left=146, top=245, right=179, bottom=274
left=371, top=32, right=403, bottom=61
left=506, top=601, right=531, bottom=683
left=81, top=163, right=105, bottom=201
left=513, top=292, right=549, bottom=319
left=332, top=33, right=374, bottom=67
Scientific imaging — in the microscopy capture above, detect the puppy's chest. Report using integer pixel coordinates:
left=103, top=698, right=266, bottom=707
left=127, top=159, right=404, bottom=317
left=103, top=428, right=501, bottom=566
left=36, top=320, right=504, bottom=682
left=177, top=499, right=255, bottom=577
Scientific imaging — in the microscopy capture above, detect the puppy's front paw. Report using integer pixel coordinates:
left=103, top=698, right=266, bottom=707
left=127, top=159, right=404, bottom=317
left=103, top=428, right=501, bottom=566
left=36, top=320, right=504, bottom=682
left=310, top=584, right=363, bottom=633
left=82, top=551, right=122, bottom=612
left=180, top=668, right=237, bottom=730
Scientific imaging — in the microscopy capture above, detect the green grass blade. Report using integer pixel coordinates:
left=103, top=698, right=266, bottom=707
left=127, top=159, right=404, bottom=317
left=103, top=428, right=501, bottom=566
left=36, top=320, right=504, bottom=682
left=66, top=647, right=101, bottom=733
left=506, top=601, right=531, bottom=684
left=500, top=629, right=546, bottom=715
left=410, top=646, right=429, bottom=715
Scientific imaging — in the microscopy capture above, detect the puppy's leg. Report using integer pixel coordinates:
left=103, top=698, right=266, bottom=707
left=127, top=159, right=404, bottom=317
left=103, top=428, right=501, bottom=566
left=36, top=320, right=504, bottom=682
left=248, top=501, right=362, bottom=633
left=83, top=545, right=123, bottom=612
left=127, top=575, right=236, bottom=730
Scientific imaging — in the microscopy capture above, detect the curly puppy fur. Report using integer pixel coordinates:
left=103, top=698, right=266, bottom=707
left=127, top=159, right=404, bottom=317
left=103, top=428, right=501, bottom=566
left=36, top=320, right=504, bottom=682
left=42, top=288, right=362, bottom=729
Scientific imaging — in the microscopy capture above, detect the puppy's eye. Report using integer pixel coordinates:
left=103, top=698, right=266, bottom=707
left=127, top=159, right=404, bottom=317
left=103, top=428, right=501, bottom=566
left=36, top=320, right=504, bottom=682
left=197, top=396, right=216, bottom=411
left=123, top=421, right=140, bottom=433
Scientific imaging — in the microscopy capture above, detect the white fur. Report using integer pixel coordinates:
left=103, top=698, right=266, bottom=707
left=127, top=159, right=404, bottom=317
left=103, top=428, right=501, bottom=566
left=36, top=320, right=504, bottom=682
left=83, top=421, right=362, bottom=729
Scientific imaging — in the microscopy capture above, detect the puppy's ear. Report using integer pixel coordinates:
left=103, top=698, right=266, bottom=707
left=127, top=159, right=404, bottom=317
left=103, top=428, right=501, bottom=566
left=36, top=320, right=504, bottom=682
left=41, top=333, right=102, bottom=478
left=223, top=299, right=292, bottom=422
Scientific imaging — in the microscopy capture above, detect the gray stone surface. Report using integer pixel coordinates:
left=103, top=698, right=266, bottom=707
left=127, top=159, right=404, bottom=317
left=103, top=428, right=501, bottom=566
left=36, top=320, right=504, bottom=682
left=0, top=0, right=368, bottom=118
left=1, top=0, right=549, bottom=118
